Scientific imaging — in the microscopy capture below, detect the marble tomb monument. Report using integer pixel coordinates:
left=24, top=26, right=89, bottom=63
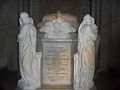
left=17, top=12, right=98, bottom=90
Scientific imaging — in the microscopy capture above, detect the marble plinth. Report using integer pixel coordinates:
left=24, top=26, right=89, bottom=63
left=16, top=85, right=96, bottom=90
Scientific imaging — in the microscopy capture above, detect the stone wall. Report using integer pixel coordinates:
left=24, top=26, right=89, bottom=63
left=0, top=0, right=18, bottom=70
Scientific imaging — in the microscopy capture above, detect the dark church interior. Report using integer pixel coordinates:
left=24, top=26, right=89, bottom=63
left=0, top=0, right=120, bottom=90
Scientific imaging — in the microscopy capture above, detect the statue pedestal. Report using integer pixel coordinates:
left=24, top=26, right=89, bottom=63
left=38, top=86, right=96, bottom=90
left=16, top=85, right=96, bottom=90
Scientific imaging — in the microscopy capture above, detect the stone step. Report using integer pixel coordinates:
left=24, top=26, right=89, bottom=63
left=37, top=89, right=73, bottom=90
left=16, top=85, right=96, bottom=90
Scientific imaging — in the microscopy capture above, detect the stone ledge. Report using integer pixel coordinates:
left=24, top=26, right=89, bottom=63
left=37, top=89, right=73, bottom=90
left=16, top=85, right=96, bottom=90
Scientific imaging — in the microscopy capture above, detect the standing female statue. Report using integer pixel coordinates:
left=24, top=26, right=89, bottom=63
left=74, top=15, right=97, bottom=90
left=17, top=12, right=41, bottom=89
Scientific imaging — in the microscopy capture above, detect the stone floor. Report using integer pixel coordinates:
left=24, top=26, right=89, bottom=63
left=0, top=68, right=120, bottom=90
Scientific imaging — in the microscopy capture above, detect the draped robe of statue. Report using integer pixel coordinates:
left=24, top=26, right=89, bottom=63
left=18, top=12, right=41, bottom=90
left=74, top=15, right=97, bottom=90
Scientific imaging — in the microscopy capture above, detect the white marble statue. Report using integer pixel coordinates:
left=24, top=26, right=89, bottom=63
left=74, top=15, right=97, bottom=90
left=39, top=12, right=78, bottom=38
left=17, top=12, right=41, bottom=90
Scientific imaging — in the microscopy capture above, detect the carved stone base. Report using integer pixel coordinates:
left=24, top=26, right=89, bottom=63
left=16, top=85, right=96, bottom=90
left=39, top=85, right=96, bottom=90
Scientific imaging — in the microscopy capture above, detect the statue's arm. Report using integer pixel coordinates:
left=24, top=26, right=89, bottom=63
left=18, top=26, right=28, bottom=39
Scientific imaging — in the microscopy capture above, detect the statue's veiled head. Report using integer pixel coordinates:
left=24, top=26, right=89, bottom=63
left=19, top=12, right=33, bottom=25
left=83, top=14, right=94, bottom=24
